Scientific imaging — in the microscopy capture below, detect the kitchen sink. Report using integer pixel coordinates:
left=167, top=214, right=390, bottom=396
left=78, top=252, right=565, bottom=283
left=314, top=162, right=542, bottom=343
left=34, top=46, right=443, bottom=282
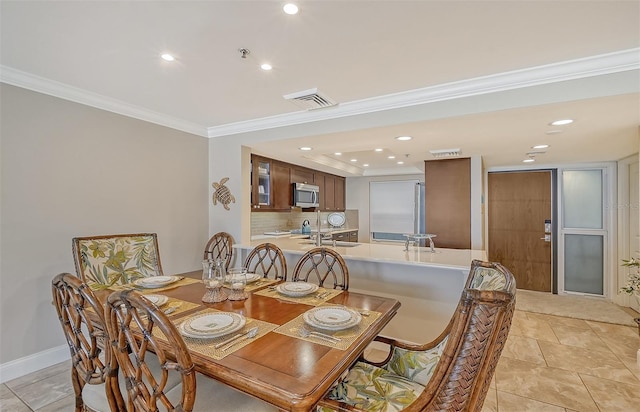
left=298, top=240, right=361, bottom=248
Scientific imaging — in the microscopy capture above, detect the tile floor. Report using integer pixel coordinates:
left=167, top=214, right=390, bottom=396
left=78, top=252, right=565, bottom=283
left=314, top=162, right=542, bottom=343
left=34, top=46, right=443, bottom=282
left=1, top=308, right=639, bottom=411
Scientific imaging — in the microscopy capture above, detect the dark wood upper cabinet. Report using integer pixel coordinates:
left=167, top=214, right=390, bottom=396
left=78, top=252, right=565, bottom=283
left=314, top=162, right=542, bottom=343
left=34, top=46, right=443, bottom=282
left=272, top=163, right=291, bottom=210
left=251, top=154, right=345, bottom=212
left=315, top=173, right=345, bottom=211
left=334, top=176, right=345, bottom=211
left=290, top=167, right=314, bottom=185
left=324, top=175, right=336, bottom=210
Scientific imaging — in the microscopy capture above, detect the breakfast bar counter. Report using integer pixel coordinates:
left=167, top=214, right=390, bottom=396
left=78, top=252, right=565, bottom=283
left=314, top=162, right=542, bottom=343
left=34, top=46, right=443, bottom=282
left=239, top=236, right=486, bottom=270
left=234, top=237, right=487, bottom=344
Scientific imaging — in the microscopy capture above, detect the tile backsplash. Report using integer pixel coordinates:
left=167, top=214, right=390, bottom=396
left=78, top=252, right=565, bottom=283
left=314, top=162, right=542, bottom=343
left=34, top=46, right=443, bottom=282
left=251, top=210, right=359, bottom=236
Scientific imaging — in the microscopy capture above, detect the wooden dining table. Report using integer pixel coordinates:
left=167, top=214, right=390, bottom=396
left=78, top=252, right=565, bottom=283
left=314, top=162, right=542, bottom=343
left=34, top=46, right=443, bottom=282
left=97, top=270, right=401, bottom=411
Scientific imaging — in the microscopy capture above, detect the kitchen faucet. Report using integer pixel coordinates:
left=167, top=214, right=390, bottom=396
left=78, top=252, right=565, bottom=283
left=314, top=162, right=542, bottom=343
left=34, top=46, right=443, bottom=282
left=316, top=210, right=322, bottom=246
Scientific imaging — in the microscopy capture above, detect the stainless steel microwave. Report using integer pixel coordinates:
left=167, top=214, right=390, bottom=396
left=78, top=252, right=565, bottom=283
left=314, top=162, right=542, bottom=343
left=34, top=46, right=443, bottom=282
left=292, top=182, right=320, bottom=208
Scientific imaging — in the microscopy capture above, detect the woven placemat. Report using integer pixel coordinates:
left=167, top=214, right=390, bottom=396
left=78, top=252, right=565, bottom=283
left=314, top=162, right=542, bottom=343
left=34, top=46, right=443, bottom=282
left=157, top=297, right=200, bottom=317
left=273, top=305, right=381, bottom=350
left=110, top=277, right=200, bottom=293
left=253, top=286, right=343, bottom=306
left=150, top=309, right=278, bottom=360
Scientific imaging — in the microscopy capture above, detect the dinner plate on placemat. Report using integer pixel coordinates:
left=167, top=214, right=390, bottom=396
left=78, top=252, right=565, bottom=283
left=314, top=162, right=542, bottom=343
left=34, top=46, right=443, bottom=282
left=143, top=294, right=168, bottom=307
left=303, top=306, right=362, bottom=331
left=227, top=272, right=261, bottom=284
left=180, top=312, right=246, bottom=339
left=276, top=282, right=319, bottom=297
left=134, top=275, right=180, bottom=288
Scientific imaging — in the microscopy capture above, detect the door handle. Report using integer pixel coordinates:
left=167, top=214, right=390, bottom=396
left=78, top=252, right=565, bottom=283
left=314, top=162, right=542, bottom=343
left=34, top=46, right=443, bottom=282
left=540, top=234, right=551, bottom=242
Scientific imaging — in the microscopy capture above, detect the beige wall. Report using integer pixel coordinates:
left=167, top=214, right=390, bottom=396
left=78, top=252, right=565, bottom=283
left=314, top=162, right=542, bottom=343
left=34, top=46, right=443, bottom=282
left=0, top=84, right=209, bottom=365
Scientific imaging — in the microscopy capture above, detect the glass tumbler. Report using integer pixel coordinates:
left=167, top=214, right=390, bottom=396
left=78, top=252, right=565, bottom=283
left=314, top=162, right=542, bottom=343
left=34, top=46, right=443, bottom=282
left=202, top=259, right=228, bottom=303
left=226, top=267, right=248, bottom=301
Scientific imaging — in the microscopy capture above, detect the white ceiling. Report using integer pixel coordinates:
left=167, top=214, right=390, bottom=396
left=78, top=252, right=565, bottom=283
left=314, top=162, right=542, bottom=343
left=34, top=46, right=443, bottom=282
left=1, top=1, right=639, bottom=176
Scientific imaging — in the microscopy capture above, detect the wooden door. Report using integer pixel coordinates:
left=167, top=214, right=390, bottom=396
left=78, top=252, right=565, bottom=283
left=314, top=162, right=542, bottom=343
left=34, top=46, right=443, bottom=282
left=488, top=171, right=552, bottom=292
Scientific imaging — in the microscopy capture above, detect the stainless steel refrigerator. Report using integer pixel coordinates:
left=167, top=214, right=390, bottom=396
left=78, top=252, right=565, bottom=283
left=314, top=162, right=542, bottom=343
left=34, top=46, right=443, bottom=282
left=370, top=180, right=426, bottom=242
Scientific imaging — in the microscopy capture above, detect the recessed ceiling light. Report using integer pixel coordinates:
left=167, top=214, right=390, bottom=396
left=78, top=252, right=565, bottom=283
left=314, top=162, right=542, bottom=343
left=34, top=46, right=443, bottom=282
left=388, top=155, right=395, bottom=159
left=161, top=53, right=175, bottom=62
left=260, top=63, right=272, bottom=71
left=299, top=147, right=312, bottom=151
left=283, top=3, right=299, bottom=14
left=363, top=164, right=369, bottom=167
left=550, top=119, right=573, bottom=126
left=546, top=130, right=563, bottom=135
left=523, top=158, right=535, bottom=163
left=396, top=136, right=412, bottom=141
left=397, top=161, right=404, bottom=165
left=374, top=148, right=383, bottom=152
left=350, top=159, right=357, bottom=162
left=532, top=144, right=550, bottom=149
left=334, top=152, right=342, bottom=156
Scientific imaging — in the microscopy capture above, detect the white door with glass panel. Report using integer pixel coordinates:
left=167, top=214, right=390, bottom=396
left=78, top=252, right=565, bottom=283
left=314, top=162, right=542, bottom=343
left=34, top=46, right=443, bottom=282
left=559, top=168, right=609, bottom=296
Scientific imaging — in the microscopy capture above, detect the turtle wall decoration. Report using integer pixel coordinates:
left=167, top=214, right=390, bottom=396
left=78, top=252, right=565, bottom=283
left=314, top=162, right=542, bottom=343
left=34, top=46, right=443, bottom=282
left=212, top=177, right=236, bottom=210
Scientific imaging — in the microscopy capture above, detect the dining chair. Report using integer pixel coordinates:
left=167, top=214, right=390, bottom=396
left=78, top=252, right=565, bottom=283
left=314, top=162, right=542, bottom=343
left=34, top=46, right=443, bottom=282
left=72, top=232, right=164, bottom=290
left=292, top=247, right=349, bottom=290
left=244, top=242, right=288, bottom=281
left=203, top=231, right=234, bottom=270
left=105, top=289, right=277, bottom=412
left=51, top=273, right=125, bottom=412
left=318, top=259, right=516, bottom=412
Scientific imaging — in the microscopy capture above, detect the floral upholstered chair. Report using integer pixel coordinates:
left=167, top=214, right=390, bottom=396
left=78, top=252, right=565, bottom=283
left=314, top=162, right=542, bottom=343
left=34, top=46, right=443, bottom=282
left=318, top=259, right=516, bottom=412
left=72, top=233, right=164, bottom=290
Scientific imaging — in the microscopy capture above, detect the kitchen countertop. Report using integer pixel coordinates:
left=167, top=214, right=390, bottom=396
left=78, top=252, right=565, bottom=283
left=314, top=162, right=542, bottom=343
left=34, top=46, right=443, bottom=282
left=254, top=227, right=356, bottom=240
left=236, top=236, right=486, bottom=270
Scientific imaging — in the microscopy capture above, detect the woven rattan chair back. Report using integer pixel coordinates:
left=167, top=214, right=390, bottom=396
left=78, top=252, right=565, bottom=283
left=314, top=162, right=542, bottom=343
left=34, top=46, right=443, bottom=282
left=51, top=273, right=123, bottom=412
left=292, top=247, right=349, bottom=290
left=72, top=233, right=164, bottom=290
left=105, top=290, right=196, bottom=412
left=244, top=242, right=288, bottom=281
left=203, top=232, right=234, bottom=270
left=413, top=260, right=516, bottom=411
left=320, top=259, right=515, bottom=411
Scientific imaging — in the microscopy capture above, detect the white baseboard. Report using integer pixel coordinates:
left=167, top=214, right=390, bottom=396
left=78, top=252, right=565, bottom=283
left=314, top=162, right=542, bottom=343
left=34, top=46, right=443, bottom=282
left=0, top=345, right=70, bottom=384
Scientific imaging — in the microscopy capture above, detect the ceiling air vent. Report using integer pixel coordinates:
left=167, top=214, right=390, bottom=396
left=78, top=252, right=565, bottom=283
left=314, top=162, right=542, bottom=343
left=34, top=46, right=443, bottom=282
left=429, top=148, right=461, bottom=158
left=283, top=88, right=337, bottom=110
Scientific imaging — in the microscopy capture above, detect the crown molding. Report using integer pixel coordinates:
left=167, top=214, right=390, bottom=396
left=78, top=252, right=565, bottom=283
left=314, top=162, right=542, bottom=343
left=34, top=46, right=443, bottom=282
left=0, top=65, right=208, bottom=137
left=207, top=48, right=640, bottom=138
left=2, top=48, right=637, bottom=140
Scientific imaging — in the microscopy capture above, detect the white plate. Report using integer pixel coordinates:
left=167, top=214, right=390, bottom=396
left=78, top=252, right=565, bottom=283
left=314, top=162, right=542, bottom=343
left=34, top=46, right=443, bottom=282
left=143, top=294, right=168, bottom=307
left=134, top=275, right=180, bottom=288
left=276, top=282, right=319, bottom=297
left=303, top=306, right=362, bottom=331
left=180, top=312, right=245, bottom=338
left=226, top=272, right=261, bottom=284
left=327, top=212, right=346, bottom=227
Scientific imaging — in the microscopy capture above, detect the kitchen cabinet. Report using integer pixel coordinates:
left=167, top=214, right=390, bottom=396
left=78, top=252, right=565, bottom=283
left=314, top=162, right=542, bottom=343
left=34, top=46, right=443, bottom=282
left=425, top=158, right=470, bottom=248
left=332, top=230, right=358, bottom=243
left=319, top=174, right=345, bottom=211
left=334, top=176, right=345, bottom=211
left=272, top=163, right=291, bottom=210
left=290, top=167, right=314, bottom=185
left=251, top=155, right=290, bottom=211
left=251, top=154, right=346, bottom=212
left=251, top=156, right=272, bottom=209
